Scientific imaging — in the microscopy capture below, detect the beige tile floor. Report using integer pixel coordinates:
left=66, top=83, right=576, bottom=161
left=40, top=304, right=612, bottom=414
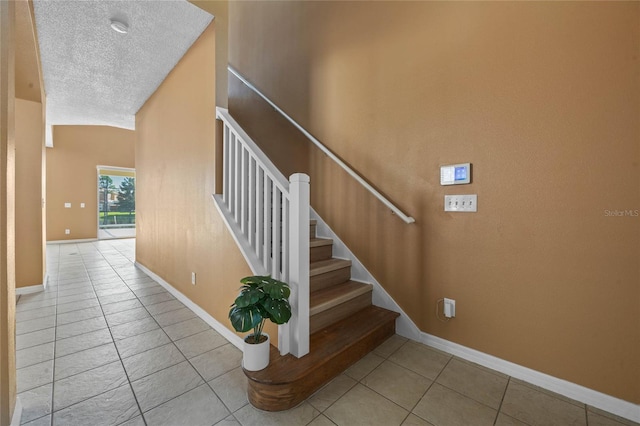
left=15, top=239, right=637, bottom=426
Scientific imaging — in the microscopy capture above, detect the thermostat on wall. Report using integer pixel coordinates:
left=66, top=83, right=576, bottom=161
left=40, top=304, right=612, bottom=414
left=440, top=163, right=471, bottom=185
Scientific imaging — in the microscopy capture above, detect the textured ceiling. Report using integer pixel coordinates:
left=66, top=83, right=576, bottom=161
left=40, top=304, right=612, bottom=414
left=33, top=0, right=213, bottom=130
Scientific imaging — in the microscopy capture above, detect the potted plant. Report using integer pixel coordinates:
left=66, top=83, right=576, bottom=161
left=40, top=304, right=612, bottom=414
left=228, top=275, right=292, bottom=371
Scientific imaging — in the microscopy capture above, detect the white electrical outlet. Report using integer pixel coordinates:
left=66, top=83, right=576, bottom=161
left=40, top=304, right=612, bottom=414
left=80, top=203, right=85, bottom=208
left=65, top=229, right=70, bottom=235
left=444, top=195, right=477, bottom=212
left=64, top=202, right=71, bottom=208
left=191, top=272, right=196, bottom=285
left=444, top=298, right=456, bottom=318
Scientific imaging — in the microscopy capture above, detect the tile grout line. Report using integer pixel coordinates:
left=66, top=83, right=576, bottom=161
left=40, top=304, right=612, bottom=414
left=370, top=342, right=453, bottom=416
left=36, top=244, right=141, bottom=423
left=20, top=248, right=57, bottom=424
left=101, top=241, right=244, bottom=420
left=93, top=240, right=236, bottom=421
left=359, top=343, right=514, bottom=426
left=48, top=243, right=62, bottom=426
left=408, top=350, right=456, bottom=423
left=308, top=338, right=409, bottom=423
left=585, top=403, right=590, bottom=426
left=339, top=340, right=439, bottom=425
left=493, top=376, right=512, bottom=426
left=385, top=350, right=517, bottom=423
left=374, top=342, right=418, bottom=426
left=83, top=243, right=149, bottom=426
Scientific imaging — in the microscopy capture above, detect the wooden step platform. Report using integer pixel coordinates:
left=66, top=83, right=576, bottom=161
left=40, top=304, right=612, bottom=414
left=244, top=306, right=399, bottom=411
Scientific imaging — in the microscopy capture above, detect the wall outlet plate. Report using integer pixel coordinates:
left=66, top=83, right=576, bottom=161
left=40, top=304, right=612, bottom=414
left=444, top=298, right=456, bottom=318
left=444, top=195, right=477, bottom=212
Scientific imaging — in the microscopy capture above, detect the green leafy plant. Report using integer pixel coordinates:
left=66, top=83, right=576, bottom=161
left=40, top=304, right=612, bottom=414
left=229, top=276, right=292, bottom=344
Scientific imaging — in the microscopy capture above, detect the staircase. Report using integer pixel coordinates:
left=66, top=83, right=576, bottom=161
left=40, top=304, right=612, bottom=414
left=243, top=219, right=400, bottom=411
left=215, top=108, right=400, bottom=410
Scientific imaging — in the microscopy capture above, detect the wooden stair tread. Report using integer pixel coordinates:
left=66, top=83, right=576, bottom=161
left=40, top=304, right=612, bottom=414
left=310, top=258, right=351, bottom=276
left=310, top=281, right=372, bottom=316
left=243, top=219, right=397, bottom=411
left=310, top=237, right=333, bottom=247
left=245, top=306, right=399, bottom=386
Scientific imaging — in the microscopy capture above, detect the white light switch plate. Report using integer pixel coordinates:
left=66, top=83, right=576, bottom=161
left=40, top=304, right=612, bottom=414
left=64, top=202, right=71, bottom=208
left=444, top=195, right=477, bottom=212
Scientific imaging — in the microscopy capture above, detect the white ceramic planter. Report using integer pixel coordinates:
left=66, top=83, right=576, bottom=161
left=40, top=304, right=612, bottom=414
left=242, top=333, right=270, bottom=371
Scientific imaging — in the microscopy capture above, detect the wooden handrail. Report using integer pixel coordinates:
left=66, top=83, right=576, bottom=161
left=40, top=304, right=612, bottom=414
left=228, top=66, right=416, bottom=224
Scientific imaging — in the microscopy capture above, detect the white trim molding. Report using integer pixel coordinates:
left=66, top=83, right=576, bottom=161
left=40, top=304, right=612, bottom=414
left=420, top=333, right=639, bottom=423
left=15, top=284, right=44, bottom=295
left=47, top=238, right=98, bottom=244
left=134, top=241, right=638, bottom=423
left=15, top=274, right=47, bottom=295
left=311, top=205, right=639, bottom=423
left=134, top=262, right=243, bottom=351
left=10, top=397, right=22, bottom=426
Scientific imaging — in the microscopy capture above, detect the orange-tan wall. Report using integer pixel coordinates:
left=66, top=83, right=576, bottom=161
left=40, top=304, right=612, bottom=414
left=46, top=125, right=135, bottom=241
left=136, top=23, right=255, bottom=342
left=0, top=0, right=17, bottom=422
left=228, top=1, right=640, bottom=403
left=15, top=98, right=43, bottom=288
left=14, top=0, right=40, bottom=104
left=189, top=1, right=228, bottom=109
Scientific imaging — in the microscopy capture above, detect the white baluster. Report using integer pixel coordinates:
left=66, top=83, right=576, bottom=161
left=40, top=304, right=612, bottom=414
left=256, top=168, right=264, bottom=262
left=223, top=124, right=230, bottom=205
left=281, top=197, right=289, bottom=282
left=227, top=132, right=235, bottom=213
left=248, top=156, right=256, bottom=249
left=272, top=187, right=281, bottom=280
left=240, top=146, right=248, bottom=236
left=234, top=137, right=241, bottom=225
left=263, top=177, right=272, bottom=274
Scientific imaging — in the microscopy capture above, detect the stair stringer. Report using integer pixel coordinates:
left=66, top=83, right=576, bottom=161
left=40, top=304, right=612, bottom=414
left=310, top=207, right=421, bottom=341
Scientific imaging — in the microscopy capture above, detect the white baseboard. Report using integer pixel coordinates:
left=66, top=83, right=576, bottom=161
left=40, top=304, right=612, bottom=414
left=310, top=206, right=639, bottom=423
left=133, top=243, right=639, bottom=423
left=15, top=283, right=44, bottom=295
left=134, top=262, right=244, bottom=351
left=420, top=332, right=639, bottom=423
left=47, top=238, right=98, bottom=244
left=10, top=397, right=22, bottom=426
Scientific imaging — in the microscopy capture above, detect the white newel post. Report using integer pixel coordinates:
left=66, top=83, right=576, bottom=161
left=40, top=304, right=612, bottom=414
left=283, top=173, right=310, bottom=357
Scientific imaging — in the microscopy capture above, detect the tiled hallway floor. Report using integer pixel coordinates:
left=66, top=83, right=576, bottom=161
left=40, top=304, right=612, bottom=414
left=15, top=240, right=637, bottom=426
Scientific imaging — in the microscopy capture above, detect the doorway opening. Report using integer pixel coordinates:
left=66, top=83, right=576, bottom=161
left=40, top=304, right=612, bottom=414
left=97, top=166, right=136, bottom=239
